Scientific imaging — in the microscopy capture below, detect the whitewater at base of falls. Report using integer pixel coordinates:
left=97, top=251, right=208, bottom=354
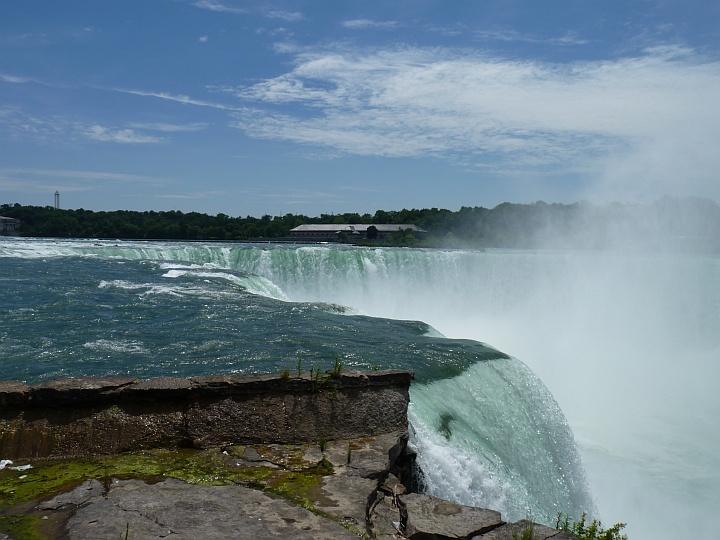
left=2, top=238, right=719, bottom=538
left=409, top=361, right=592, bottom=524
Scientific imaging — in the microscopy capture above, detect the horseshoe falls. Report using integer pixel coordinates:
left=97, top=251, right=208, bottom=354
left=3, top=239, right=718, bottom=538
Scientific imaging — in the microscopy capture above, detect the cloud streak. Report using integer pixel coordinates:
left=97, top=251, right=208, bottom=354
left=127, top=122, right=209, bottom=133
left=84, top=125, right=162, bottom=144
left=112, top=88, right=242, bottom=111
left=0, top=73, right=32, bottom=84
left=192, top=0, right=246, bottom=15
left=341, top=19, right=399, bottom=30
left=0, top=168, right=162, bottom=183
left=266, top=10, right=303, bottom=22
left=225, top=44, right=720, bottom=199
left=474, top=29, right=589, bottom=45
left=0, top=168, right=165, bottom=194
left=190, top=1, right=303, bottom=22
left=0, top=108, right=182, bottom=145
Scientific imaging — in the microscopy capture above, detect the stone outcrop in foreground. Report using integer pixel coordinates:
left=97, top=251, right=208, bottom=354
left=0, top=370, right=411, bottom=459
left=0, top=371, right=575, bottom=539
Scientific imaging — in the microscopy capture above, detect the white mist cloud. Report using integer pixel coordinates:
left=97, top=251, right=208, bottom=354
left=0, top=73, right=32, bottom=84
left=84, top=125, right=162, bottom=144
left=0, top=168, right=162, bottom=183
left=127, top=122, right=209, bottom=133
left=192, top=0, right=246, bottom=15
left=0, top=168, right=165, bottom=193
left=227, top=44, right=720, bottom=200
left=266, top=10, right=303, bottom=22
left=341, top=19, right=400, bottom=30
left=474, top=29, right=589, bottom=45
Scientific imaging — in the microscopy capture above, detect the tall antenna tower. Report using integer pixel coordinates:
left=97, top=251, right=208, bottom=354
left=54, top=191, right=60, bottom=209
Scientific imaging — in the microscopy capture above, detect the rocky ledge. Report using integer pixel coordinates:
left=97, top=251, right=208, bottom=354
left=0, top=371, right=411, bottom=459
left=0, top=371, right=574, bottom=539
left=1, top=431, right=573, bottom=539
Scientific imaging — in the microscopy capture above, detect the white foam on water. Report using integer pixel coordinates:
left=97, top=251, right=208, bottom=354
left=159, top=262, right=224, bottom=270
left=83, top=339, right=148, bottom=354
left=98, top=279, right=185, bottom=297
left=161, top=269, right=288, bottom=301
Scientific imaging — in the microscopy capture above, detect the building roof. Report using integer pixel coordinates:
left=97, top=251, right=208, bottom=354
left=0, top=216, right=20, bottom=223
left=290, top=224, right=426, bottom=233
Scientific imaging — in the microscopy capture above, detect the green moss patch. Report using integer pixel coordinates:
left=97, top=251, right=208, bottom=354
left=0, top=515, right=45, bottom=540
left=0, top=448, right=335, bottom=515
left=266, top=458, right=334, bottom=510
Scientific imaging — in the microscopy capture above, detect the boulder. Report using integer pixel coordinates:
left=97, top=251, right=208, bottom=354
left=400, top=493, right=503, bottom=539
left=369, top=493, right=403, bottom=539
left=36, top=479, right=105, bottom=510
left=479, top=519, right=566, bottom=539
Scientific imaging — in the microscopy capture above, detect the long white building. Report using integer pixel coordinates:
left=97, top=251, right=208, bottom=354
left=289, top=223, right=425, bottom=242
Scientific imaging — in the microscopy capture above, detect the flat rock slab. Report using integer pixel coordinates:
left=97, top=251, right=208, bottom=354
left=66, top=478, right=357, bottom=540
left=478, top=519, right=567, bottom=539
left=36, top=479, right=105, bottom=511
left=401, top=493, right=503, bottom=539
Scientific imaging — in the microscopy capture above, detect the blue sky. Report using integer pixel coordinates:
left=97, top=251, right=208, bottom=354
left=1, top=0, right=719, bottom=215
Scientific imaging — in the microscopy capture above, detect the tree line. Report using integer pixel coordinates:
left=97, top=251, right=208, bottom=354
left=2, top=197, right=719, bottom=250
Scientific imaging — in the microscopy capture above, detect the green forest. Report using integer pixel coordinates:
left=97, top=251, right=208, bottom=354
left=2, top=197, right=719, bottom=250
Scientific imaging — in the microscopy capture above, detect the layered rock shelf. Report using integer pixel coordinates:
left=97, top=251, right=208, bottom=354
left=0, top=371, right=574, bottom=539
left=0, top=371, right=411, bottom=459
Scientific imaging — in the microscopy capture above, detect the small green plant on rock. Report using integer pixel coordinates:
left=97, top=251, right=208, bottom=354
left=512, top=524, right=534, bottom=540
left=556, top=513, right=627, bottom=540
left=330, top=355, right=343, bottom=378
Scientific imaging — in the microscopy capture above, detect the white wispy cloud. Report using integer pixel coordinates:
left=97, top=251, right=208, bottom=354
left=0, top=107, right=67, bottom=140
left=84, top=125, right=162, bottom=144
left=266, top=10, right=304, bottom=22
left=0, top=176, right=92, bottom=193
left=341, top=19, right=400, bottom=30
left=225, top=44, right=720, bottom=199
left=0, top=168, right=162, bottom=183
left=0, top=108, right=170, bottom=145
left=190, top=1, right=303, bottom=21
left=474, top=29, right=589, bottom=45
left=0, top=73, right=32, bottom=84
left=112, top=88, right=242, bottom=111
left=198, top=35, right=209, bottom=43
left=156, top=190, right=222, bottom=200
left=0, top=168, right=165, bottom=193
left=192, top=0, right=246, bottom=14
left=127, top=122, right=209, bottom=132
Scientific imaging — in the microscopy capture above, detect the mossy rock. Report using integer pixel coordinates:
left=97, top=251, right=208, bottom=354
left=0, top=515, right=45, bottom=540
left=0, top=447, right=337, bottom=538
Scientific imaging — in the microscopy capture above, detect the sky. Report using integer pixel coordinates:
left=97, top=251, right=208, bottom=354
left=1, top=0, right=719, bottom=215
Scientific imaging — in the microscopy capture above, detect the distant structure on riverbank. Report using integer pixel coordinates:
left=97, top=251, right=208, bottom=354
left=54, top=190, right=60, bottom=209
left=290, top=223, right=426, bottom=242
left=0, top=216, right=20, bottom=236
